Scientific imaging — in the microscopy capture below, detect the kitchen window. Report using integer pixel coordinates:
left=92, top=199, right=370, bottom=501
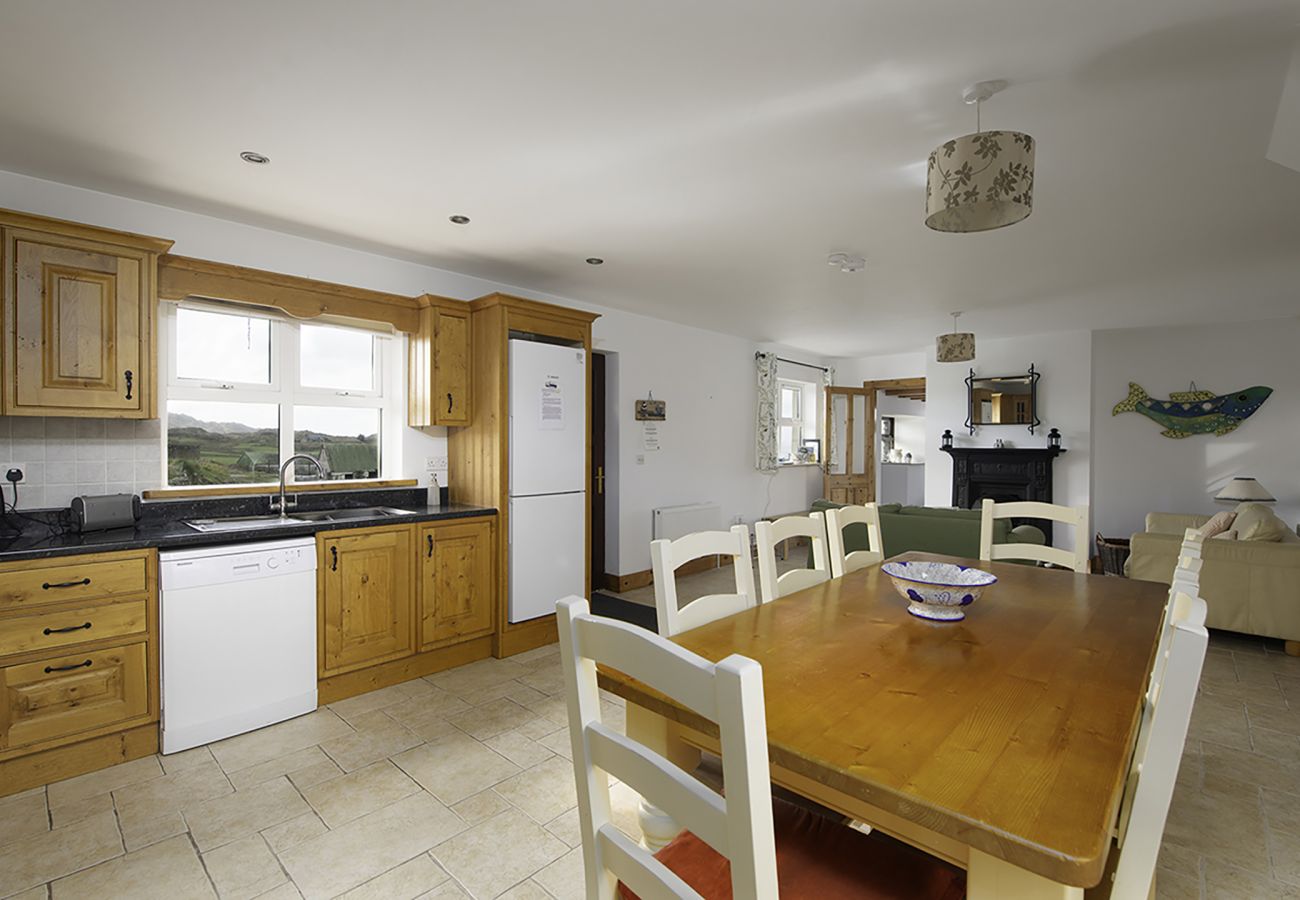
left=161, top=302, right=399, bottom=487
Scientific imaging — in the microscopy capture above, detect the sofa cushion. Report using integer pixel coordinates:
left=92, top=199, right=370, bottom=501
left=899, top=506, right=981, bottom=520
left=1198, top=510, right=1237, bottom=539
left=1234, top=503, right=1290, bottom=542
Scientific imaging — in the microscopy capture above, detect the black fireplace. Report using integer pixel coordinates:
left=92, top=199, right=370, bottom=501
left=941, top=446, right=1066, bottom=542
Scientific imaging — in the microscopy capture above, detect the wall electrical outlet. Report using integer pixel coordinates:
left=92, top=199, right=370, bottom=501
left=4, top=465, right=25, bottom=484
left=425, top=456, right=448, bottom=472
left=635, top=454, right=645, bottom=466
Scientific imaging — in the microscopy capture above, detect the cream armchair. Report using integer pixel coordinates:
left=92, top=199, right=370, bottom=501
left=1128, top=512, right=1300, bottom=654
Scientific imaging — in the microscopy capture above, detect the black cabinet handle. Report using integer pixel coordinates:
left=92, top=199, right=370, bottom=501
left=45, top=659, right=92, bottom=674
left=331, top=546, right=338, bottom=571
left=44, top=622, right=92, bottom=636
left=427, top=534, right=433, bottom=558
left=447, top=392, right=453, bottom=415
left=42, top=578, right=91, bottom=590
left=124, top=370, right=134, bottom=400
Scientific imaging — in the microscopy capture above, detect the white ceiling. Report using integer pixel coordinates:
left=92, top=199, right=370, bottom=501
left=1, top=1, right=1298, bottom=357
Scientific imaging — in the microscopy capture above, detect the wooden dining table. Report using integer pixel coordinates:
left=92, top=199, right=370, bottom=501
left=596, top=552, right=1169, bottom=900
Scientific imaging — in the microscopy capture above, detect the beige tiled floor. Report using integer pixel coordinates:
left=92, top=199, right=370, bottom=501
left=3, top=570, right=1299, bottom=899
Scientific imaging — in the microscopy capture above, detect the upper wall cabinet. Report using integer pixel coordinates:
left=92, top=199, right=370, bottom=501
left=408, top=295, right=471, bottom=428
left=1, top=210, right=173, bottom=419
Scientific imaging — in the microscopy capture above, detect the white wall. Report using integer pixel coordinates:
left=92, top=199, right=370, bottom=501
left=833, top=350, right=926, bottom=386
left=925, top=331, right=1092, bottom=548
left=1091, top=318, right=1300, bottom=537
left=593, top=311, right=827, bottom=574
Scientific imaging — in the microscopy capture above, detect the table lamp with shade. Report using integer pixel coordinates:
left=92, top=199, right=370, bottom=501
left=1214, top=477, right=1275, bottom=504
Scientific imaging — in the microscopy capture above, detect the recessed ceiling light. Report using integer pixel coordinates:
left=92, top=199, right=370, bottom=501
left=585, top=257, right=604, bottom=266
left=449, top=215, right=470, bottom=225
left=239, top=151, right=270, bottom=165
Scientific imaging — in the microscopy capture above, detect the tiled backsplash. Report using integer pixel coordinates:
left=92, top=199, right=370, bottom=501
left=0, top=417, right=162, bottom=510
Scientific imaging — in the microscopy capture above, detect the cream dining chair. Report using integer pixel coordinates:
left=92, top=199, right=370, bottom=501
left=650, top=525, right=757, bottom=637
left=824, top=503, right=884, bottom=578
left=754, top=512, right=830, bottom=604
left=555, top=596, right=967, bottom=900
left=978, top=498, right=1091, bottom=573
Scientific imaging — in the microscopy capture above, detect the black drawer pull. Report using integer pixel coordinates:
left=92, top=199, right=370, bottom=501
left=124, top=369, right=134, bottom=400
left=447, top=392, right=454, bottom=415
left=45, top=659, right=92, bottom=674
left=427, top=534, right=433, bottom=558
left=331, top=546, right=338, bottom=571
left=42, top=578, right=91, bottom=590
left=43, top=622, right=92, bottom=635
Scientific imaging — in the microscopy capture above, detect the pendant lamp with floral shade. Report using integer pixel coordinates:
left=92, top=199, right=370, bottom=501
left=925, top=80, right=1035, bottom=233
left=936, top=312, right=975, bottom=363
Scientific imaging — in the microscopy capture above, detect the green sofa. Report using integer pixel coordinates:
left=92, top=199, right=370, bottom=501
left=810, top=500, right=1047, bottom=560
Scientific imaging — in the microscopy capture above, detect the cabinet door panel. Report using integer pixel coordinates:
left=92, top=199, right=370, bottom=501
left=13, top=239, right=144, bottom=413
left=433, top=310, right=470, bottom=426
left=320, top=527, right=414, bottom=676
left=420, top=520, right=493, bottom=648
left=1, top=642, right=149, bottom=751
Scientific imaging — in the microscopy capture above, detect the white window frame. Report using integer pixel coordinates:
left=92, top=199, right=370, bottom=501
left=160, top=302, right=401, bottom=488
left=777, top=377, right=818, bottom=465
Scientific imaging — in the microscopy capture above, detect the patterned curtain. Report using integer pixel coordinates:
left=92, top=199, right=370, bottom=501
left=754, top=352, right=778, bottom=472
left=823, top=366, right=836, bottom=471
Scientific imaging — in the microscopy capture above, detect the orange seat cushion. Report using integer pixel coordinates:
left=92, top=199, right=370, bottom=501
left=620, top=797, right=966, bottom=899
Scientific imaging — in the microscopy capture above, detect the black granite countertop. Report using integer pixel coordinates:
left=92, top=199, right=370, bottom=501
left=0, top=487, right=496, bottom=563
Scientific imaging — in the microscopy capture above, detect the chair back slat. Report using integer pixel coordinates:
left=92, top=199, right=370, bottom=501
left=597, top=826, right=702, bottom=900
left=755, top=512, right=830, bottom=603
left=825, top=504, right=884, bottom=578
left=651, top=525, right=756, bottom=637
left=558, top=597, right=779, bottom=900
left=979, top=498, right=1091, bottom=573
left=1110, top=597, right=1208, bottom=899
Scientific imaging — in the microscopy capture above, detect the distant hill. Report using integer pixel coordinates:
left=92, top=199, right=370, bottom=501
left=167, top=412, right=258, bottom=435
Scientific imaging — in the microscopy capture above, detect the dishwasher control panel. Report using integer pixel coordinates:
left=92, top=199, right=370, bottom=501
left=160, top=537, right=317, bottom=591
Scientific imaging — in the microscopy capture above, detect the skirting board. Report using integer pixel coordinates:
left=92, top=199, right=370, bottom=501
left=0, top=724, right=158, bottom=799
left=318, top=636, right=493, bottom=705
left=495, top=615, right=558, bottom=658
left=604, top=555, right=721, bottom=593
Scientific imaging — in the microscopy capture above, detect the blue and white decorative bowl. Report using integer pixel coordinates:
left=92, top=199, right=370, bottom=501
left=881, top=561, right=997, bottom=622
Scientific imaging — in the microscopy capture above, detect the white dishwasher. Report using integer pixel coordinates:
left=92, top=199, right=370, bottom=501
left=160, top=537, right=317, bottom=754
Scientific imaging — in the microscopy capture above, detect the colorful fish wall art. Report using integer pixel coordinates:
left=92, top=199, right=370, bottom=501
left=1112, top=382, right=1273, bottom=438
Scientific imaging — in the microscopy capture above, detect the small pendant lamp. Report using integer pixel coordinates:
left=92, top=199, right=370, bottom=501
left=925, top=80, right=1035, bottom=233
left=936, top=312, right=975, bottom=363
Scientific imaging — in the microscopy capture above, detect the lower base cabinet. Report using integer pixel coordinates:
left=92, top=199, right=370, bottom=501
left=318, top=516, right=496, bottom=687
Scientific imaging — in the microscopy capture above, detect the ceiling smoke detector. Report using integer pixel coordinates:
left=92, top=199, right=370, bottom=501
left=239, top=151, right=270, bottom=165
left=826, top=252, right=865, bottom=273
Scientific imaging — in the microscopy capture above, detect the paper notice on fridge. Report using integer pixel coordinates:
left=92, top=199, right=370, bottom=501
left=642, top=421, right=661, bottom=451
left=541, top=379, right=564, bottom=430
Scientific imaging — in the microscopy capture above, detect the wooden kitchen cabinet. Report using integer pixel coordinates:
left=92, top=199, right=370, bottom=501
left=408, top=295, right=471, bottom=428
left=419, top=518, right=494, bottom=649
left=0, top=209, right=173, bottom=418
left=319, top=524, right=415, bottom=677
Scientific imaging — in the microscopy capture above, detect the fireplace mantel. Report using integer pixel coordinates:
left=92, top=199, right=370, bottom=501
left=941, top=446, right=1067, bottom=539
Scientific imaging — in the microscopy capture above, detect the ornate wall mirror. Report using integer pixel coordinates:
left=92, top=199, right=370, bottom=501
left=965, top=364, right=1040, bottom=434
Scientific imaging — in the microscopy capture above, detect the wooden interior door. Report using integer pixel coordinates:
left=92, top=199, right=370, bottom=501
left=590, top=352, right=607, bottom=590
left=12, top=237, right=145, bottom=415
left=320, top=526, right=414, bottom=676
left=419, top=519, right=494, bottom=648
left=824, top=387, right=875, bottom=504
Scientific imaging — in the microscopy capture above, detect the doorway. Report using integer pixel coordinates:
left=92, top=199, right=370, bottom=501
left=824, top=378, right=926, bottom=504
left=591, top=351, right=607, bottom=590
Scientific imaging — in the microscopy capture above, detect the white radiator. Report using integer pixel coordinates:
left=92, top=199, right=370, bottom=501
left=652, top=503, right=722, bottom=542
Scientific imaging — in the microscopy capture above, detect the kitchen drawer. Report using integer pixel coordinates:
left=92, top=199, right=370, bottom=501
left=1, top=642, right=149, bottom=751
left=0, top=554, right=150, bottom=611
left=0, top=600, right=148, bottom=659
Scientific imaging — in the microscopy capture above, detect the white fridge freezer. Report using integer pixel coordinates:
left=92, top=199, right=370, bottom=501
left=507, top=339, right=587, bottom=623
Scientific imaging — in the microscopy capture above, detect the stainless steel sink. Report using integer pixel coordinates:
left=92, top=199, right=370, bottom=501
left=285, top=506, right=419, bottom=523
left=183, top=515, right=309, bottom=533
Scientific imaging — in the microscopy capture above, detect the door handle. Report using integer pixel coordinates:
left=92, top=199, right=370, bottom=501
left=595, top=466, right=604, bottom=496
left=427, top=534, right=433, bottom=558
left=447, top=392, right=454, bottom=415
left=45, top=659, right=92, bottom=674
left=43, top=622, right=92, bottom=635
left=331, top=546, right=338, bottom=571
left=124, top=370, right=134, bottom=400
left=42, top=578, right=90, bottom=590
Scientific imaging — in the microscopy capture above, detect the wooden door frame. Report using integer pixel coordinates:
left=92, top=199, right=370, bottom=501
left=824, top=378, right=926, bottom=503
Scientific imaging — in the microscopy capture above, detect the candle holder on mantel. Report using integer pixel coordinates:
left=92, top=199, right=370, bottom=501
left=941, top=429, right=954, bottom=450
left=1048, top=428, right=1062, bottom=450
